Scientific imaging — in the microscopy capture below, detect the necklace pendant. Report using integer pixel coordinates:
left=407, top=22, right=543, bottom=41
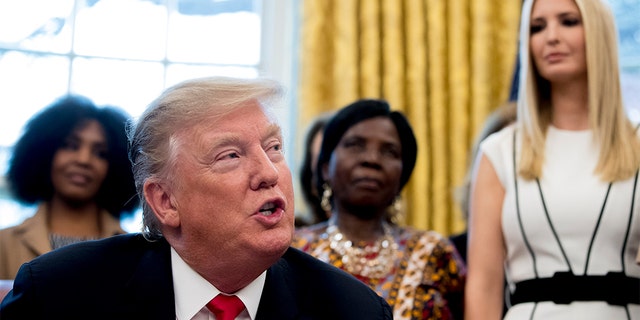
left=325, top=222, right=398, bottom=279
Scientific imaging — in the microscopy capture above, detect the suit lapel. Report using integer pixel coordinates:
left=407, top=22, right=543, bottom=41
left=256, top=255, right=299, bottom=319
left=18, top=206, right=52, bottom=255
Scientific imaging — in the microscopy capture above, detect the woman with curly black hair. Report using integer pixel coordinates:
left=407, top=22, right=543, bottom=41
left=0, top=95, right=139, bottom=279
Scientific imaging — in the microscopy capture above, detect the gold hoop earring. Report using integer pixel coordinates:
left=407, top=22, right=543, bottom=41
left=387, top=195, right=403, bottom=225
left=320, top=183, right=333, bottom=214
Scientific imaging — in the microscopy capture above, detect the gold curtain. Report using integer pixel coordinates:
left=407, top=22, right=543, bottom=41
left=298, top=0, right=522, bottom=236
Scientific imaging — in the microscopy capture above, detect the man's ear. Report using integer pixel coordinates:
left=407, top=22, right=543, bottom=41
left=143, top=180, right=180, bottom=227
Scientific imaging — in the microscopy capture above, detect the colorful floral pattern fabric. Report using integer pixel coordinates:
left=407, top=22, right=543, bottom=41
left=293, top=223, right=466, bottom=320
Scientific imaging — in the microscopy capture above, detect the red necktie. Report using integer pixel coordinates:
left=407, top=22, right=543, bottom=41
left=206, top=294, right=245, bottom=320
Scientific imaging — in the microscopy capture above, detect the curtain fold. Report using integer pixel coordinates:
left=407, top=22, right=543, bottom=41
left=298, top=0, right=521, bottom=236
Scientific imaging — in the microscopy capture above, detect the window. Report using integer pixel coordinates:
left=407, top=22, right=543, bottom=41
left=611, top=0, right=640, bottom=121
left=0, top=0, right=299, bottom=231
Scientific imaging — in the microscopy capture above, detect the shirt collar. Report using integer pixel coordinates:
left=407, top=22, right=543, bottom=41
left=171, top=247, right=266, bottom=320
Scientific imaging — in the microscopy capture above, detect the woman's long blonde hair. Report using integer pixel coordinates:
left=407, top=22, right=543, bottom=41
left=517, top=0, right=640, bottom=182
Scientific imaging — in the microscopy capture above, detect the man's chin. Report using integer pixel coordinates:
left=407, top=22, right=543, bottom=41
left=255, top=233, right=292, bottom=259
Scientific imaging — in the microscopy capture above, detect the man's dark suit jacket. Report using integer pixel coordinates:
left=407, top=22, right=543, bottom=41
left=0, top=233, right=392, bottom=319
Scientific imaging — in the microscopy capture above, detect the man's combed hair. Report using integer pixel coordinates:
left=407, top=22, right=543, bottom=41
left=127, top=76, right=284, bottom=240
left=7, top=95, right=139, bottom=218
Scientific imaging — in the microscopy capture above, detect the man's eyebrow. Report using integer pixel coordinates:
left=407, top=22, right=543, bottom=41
left=264, top=123, right=282, bottom=140
left=206, top=134, right=241, bottom=151
left=198, top=123, right=282, bottom=156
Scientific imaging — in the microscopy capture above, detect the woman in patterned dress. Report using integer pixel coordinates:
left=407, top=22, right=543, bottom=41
left=293, top=99, right=466, bottom=320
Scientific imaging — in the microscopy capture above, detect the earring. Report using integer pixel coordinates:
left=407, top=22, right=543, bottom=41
left=320, top=183, right=333, bottom=214
left=387, top=195, right=403, bottom=225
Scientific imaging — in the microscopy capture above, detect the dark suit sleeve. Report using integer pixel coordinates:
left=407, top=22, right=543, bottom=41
left=381, top=295, right=393, bottom=320
left=0, top=263, right=42, bottom=319
left=1, top=234, right=176, bottom=320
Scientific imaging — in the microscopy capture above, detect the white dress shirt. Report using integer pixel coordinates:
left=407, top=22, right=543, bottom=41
left=171, top=248, right=266, bottom=320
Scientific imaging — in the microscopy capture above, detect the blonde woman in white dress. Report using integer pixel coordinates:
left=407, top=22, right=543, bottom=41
left=465, top=0, right=640, bottom=319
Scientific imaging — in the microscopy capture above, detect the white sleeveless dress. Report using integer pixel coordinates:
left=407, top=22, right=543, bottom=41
left=481, top=125, right=640, bottom=320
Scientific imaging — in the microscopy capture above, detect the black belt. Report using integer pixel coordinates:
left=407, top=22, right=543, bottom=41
left=510, top=271, right=640, bottom=306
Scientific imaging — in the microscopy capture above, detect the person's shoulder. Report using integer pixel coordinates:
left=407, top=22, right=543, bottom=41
left=4, top=234, right=174, bottom=318
left=398, top=227, right=461, bottom=256
left=277, top=247, right=392, bottom=318
left=398, top=225, right=447, bottom=243
left=0, top=221, right=28, bottom=249
left=0, top=210, right=43, bottom=244
left=480, top=123, right=515, bottom=150
left=13, top=233, right=170, bottom=296
left=52, top=232, right=147, bottom=250
left=28, top=233, right=162, bottom=271
left=279, top=247, right=375, bottom=292
left=478, top=124, right=516, bottom=179
left=0, top=223, right=20, bottom=237
left=280, top=246, right=348, bottom=276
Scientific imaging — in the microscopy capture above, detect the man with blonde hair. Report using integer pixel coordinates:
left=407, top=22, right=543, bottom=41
left=1, top=77, right=392, bottom=319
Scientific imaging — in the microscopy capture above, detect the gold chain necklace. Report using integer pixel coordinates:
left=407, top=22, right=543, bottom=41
left=325, top=222, right=398, bottom=279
